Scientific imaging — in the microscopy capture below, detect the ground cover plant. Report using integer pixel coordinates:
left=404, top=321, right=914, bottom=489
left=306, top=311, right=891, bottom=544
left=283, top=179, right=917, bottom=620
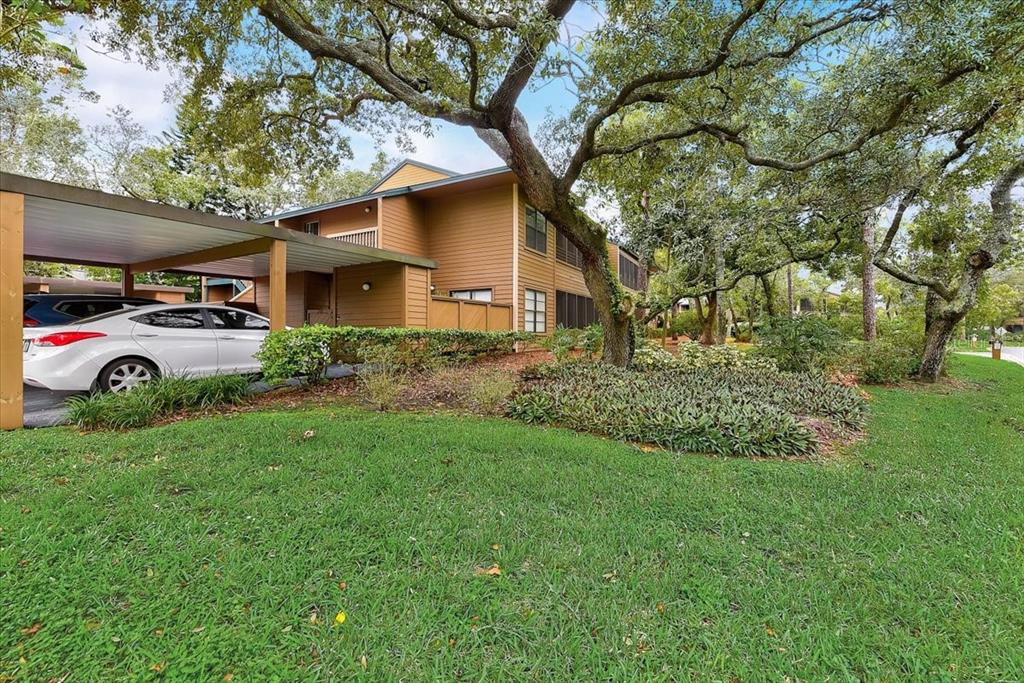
left=2, top=356, right=1022, bottom=680
left=509, top=362, right=864, bottom=458
left=66, top=375, right=250, bottom=430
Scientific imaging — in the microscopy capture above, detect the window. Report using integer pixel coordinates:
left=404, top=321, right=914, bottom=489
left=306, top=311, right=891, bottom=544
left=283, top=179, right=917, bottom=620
left=303, top=220, right=320, bottom=235
left=54, top=300, right=130, bottom=318
left=556, top=290, right=597, bottom=329
left=525, top=289, right=546, bottom=333
left=449, top=289, right=493, bottom=302
left=556, top=228, right=584, bottom=269
left=525, top=205, right=547, bottom=253
left=132, top=309, right=207, bottom=329
left=618, top=252, right=643, bottom=290
left=207, top=308, right=270, bottom=330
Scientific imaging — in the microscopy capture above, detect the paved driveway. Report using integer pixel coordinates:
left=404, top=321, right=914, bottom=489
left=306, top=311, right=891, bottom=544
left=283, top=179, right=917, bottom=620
left=24, top=386, right=81, bottom=428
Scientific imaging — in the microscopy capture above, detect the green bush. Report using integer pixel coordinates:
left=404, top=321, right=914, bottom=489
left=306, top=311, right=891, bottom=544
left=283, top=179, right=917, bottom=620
left=67, top=375, right=250, bottom=430
left=837, top=341, right=917, bottom=385
left=257, top=326, right=528, bottom=382
left=544, top=325, right=602, bottom=362
left=631, top=339, right=778, bottom=372
left=756, top=316, right=841, bottom=372
left=507, top=364, right=865, bottom=458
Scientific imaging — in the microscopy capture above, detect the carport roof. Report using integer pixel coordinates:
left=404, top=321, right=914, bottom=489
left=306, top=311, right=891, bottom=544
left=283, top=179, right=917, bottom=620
left=1, top=173, right=436, bottom=278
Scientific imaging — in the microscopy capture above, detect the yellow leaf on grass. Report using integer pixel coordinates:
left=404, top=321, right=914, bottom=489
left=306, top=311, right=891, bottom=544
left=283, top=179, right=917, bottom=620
left=21, top=622, right=42, bottom=636
left=334, top=611, right=346, bottom=626
left=489, top=544, right=502, bottom=551
left=656, top=602, right=665, bottom=615
left=475, top=564, right=501, bottom=577
left=223, top=673, right=235, bottom=681
left=149, top=662, right=165, bottom=673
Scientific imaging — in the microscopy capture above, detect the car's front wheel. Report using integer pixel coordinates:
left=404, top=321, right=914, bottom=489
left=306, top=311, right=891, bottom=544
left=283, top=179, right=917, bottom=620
left=98, top=358, right=158, bottom=393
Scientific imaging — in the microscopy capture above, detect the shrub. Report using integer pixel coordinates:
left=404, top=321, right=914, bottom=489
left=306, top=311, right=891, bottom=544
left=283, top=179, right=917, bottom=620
left=631, top=339, right=778, bottom=372
left=67, top=375, right=250, bottom=430
left=756, top=316, right=841, bottom=372
left=465, top=369, right=517, bottom=414
left=257, top=326, right=528, bottom=382
left=507, top=364, right=865, bottom=458
left=836, top=341, right=917, bottom=385
left=543, top=325, right=603, bottom=362
left=357, top=343, right=410, bottom=411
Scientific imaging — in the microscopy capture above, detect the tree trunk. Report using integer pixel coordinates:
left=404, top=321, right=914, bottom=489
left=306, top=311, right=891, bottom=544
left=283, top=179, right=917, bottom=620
left=786, top=264, right=794, bottom=318
left=760, top=274, right=776, bottom=317
left=697, top=296, right=718, bottom=345
left=918, top=314, right=959, bottom=381
left=862, top=219, right=877, bottom=341
left=714, top=239, right=727, bottom=343
left=578, top=246, right=635, bottom=365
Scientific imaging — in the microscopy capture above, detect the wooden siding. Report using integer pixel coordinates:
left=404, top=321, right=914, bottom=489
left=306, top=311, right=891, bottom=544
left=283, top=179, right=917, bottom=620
left=279, top=201, right=377, bottom=238
left=381, top=195, right=428, bottom=255
left=424, top=184, right=514, bottom=311
left=404, top=265, right=430, bottom=327
left=253, top=271, right=308, bottom=328
left=375, top=163, right=450, bottom=192
left=334, top=261, right=405, bottom=327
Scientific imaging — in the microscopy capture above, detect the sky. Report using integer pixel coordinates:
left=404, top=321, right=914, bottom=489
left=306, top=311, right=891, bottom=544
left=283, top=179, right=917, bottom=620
left=64, top=5, right=602, bottom=176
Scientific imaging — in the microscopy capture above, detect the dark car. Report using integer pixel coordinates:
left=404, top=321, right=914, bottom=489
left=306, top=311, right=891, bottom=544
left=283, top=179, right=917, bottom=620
left=23, top=294, right=163, bottom=327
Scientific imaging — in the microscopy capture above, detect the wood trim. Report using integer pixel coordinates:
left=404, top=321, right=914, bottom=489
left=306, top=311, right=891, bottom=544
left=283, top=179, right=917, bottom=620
left=376, top=196, right=383, bottom=247
left=511, top=183, right=520, bottom=331
left=269, top=240, right=287, bottom=331
left=1, top=191, right=24, bottom=429
left=130, top=237, right=273, bottom=274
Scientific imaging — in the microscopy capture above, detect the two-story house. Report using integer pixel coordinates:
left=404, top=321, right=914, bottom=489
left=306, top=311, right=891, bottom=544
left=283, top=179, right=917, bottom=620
left=253, top=159, right=646, bottom=332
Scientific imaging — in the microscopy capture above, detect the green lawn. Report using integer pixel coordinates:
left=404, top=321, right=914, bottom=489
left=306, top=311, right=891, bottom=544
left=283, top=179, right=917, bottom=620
left=2, top=356, right=1023, bottom=681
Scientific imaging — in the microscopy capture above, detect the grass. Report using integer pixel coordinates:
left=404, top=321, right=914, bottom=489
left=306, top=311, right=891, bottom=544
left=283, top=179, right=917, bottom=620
left=2, top=355, right=1023, bottom=681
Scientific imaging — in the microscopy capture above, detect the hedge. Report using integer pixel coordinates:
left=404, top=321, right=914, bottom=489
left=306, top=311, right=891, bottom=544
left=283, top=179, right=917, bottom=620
left=256, top=325, right=530, bottom=382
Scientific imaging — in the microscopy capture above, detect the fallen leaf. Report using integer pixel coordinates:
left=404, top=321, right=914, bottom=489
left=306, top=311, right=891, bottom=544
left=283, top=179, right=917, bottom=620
left=154, top=628, right=164, bottom=637
left=302, top=429, right=316, bottom=440
left=21, top=622, right=42, bottom=637
left=359, top=654, right=368, bottom=670
left=309, top=611, right=320, bottom=624
left=191, top=626, right=205, bottom=634
left=338, top=581, right=348, bottom=591
left=489, top=544, right=502, bottom=551
left=149, top=662, right=165, bottom=673
left=223, top=674, right=235, bottom=682
left=474, top=564, right=502, bottom=577
left=765, top=626, right=777, bottom=637
left=656, top=602, right=665, bottom=615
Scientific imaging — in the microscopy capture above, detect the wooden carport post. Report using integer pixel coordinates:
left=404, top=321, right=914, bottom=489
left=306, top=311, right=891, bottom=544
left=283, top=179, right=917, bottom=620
left=120, top=265, right=135, bottom=297
left=269, top=239, right=287, bottom=330
left=0, top=191, right=24, bottom=430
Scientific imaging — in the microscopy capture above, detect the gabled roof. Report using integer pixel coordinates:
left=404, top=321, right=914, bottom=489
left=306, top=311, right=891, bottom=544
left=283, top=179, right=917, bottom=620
left=366, top=158, right=456, bottom=193
left=259, top=164, right=512, bottom=224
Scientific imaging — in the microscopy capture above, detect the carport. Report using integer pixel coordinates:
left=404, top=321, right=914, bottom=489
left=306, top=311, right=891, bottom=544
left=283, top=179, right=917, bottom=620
left=0, top=173, right=436, bottom=429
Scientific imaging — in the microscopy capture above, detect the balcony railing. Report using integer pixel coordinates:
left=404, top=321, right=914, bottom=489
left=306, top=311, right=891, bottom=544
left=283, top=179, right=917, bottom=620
left=329, top=227, right=378, bottom=248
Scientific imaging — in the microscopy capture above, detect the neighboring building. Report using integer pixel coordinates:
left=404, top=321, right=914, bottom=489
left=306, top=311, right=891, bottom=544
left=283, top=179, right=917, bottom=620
left=202, top=277, right=255, bottom=305
left=257, top=159, right=647, bottom=331
left=23, top=275, right=192, bottom=303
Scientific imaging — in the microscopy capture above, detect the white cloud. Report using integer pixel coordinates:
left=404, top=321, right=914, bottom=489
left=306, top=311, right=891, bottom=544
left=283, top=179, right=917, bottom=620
left=63, top=19, right=177, bottom=133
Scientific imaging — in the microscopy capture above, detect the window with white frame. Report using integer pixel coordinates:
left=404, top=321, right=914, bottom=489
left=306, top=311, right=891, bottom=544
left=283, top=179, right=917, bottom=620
left=525, top=288, right=546, bottom=333
left=303, top=220, right=320, bottom=235
left=449, top=289, right=493, bottom=301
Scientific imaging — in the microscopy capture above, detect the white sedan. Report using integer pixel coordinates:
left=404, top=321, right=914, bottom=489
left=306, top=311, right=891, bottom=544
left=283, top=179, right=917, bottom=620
left=23, top=304, right=271, bottom=392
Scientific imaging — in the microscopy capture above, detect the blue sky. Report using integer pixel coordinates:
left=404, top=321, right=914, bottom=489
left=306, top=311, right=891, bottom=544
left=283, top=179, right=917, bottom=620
left=67, top=5, right=600, bottom=175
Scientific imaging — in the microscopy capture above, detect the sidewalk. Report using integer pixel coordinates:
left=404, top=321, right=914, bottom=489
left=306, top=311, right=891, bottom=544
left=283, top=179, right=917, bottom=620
left=956, top=347, right=1024, bottom=366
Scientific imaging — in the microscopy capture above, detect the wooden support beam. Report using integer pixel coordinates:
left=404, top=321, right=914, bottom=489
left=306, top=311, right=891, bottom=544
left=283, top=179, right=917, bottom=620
left=1, top=191, right=24, bottom=430
left=269, top=239, right=287, bottom=330
left=121, top=265, right=134, bottom=297
left=129, top=237, right=273, bottom=274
